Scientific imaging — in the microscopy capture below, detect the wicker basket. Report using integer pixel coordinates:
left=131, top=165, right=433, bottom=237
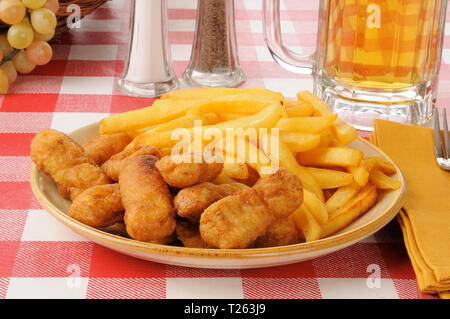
left=0, top=0, right=110, bottom=39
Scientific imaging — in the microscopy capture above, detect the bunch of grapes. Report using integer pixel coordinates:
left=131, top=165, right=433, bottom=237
left=0, top=0, right=59, bottom=93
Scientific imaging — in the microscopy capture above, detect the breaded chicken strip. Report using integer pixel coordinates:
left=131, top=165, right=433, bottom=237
left=174, top=182, right=248, bottom=223
left=199, top=167, right=303, bottom=249
left=155, top=155, right=223, bottom=188
left=69, top=184, right=124, bottom=228
left=30, top=129, right=110, bottom=200
left=176, top=219, right=210, bottom=248
left=83, top=132, right=132, bottom=166
left=101, top=144, right=161, bottom=181
left=119, top=155, right=176, bottom=244
left=254, top=217, right=299, bottom=248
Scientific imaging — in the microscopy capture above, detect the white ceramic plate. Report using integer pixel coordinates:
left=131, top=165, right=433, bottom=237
left=30, top=122, right=405, bottom=269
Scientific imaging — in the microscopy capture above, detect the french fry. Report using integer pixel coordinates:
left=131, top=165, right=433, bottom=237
left=161, top=87, right=285, bottom=104
left=363, top=156, right=397, bottom=174
left=186, top=94, right=278, bottom=117
left=369, top=169, right=401, bottom=190
left=306, top=167, right=354, bottom=189
left=326, top=181, right=362, bottom=218
left=128, top=114, right=210, bottom=138
left=223, top=162, right=249, bottom=180
left=127, top=102, right=284, bottom=150
left=320, top=183, right=378, bottom=238
left=303, top=189, right=328, bottom=225
left=212, top=171, right=238, bottom=185
left=285, top=100, right=314, bottom=117
left=275, top=115, right=337, bottom=133
left=296, top=147, right=363, bottom=168
left=346, top=164, right=369, bottom=187
left=260, top=134, right=324, bottom=201
left=100, top=99, right=198, bottom=135
left=291, top=205, right=322, bottom=242
left=218, top=113, right=246, bottom=121
left=279, top=131, right=321, bottom=153
left=318, top=128, right=336, bottom=147
left=297, top=90, right=357, bottom=144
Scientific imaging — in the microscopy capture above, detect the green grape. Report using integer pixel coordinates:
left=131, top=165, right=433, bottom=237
left=0, top=34, right=14, bottom=56
left=0, top=69, right=9, bottom=93
left=30, top=7, right=57, bottom=35
left=33, top=28, right=54, bottom=42
left=12, top=49, right=36, bottom=73
left=22, top=0, right=46, bottom=10
left=0, top=0, right=26, bottom=25
left=43, top=0, right=59, bottom=14
left=0, top=60, right=17, bottom=83
left=7, top=19, right=34, bottom=49
left=26, top=40, right=52, bottom=65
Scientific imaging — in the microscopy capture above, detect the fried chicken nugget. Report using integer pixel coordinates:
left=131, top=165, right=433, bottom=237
left=199, top=167, right=303, bottom=249
left=69, top=184, right=124, bottom=228
left=176, top=219, right=210, bottom=248
left=254, top=217, right=299, bottom=248
left=101, top=144, right=161, bottom=181
left=30, top=129, right=110, bottom=200
left=119, top=155, right=176, bottom=244
left=155, top=155, right=223, bottom=188
left=83, top=132, right=132, bottom=166
left=174, top=182, right=249, bottom=223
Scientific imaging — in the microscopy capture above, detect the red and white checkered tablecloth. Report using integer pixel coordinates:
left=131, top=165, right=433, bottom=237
left=0, top=0, right=448, bottom=300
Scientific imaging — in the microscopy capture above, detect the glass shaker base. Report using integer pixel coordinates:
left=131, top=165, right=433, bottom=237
left=314, top=80, right=435, bottom=131
left=183, top=68, right=246, bottom=88
left=116, top=78, right=179, bottom=98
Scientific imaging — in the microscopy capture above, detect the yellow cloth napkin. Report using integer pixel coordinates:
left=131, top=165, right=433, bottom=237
left=371, top=119, right=450, bottom=297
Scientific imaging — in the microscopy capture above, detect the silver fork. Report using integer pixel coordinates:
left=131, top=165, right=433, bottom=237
left=433, top=108, right=450, bottom=170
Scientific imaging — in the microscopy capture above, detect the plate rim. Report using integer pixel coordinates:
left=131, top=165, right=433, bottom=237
left=29, top=123, right=406, bottom=264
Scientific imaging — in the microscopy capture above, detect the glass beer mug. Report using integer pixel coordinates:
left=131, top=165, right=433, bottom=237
left=264, top=0, right=448, bottom=130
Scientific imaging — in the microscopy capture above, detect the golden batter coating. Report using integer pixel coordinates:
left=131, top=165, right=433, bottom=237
left=155, top=155, right=223, bottom=188
left=83, top=132, right=132, bottom=166
left=69, top=184, right=124, bottom=228
left=101, top=144, right=161, bottom=181
left=30, top=129, right=110, bottom=200
left=254, top=217, right=299, bottom=248
left=174, top=182, right=248, bottom=223
left=199, top=167, right=303, bottom=249
left=119, top=155, right=176, bottom=244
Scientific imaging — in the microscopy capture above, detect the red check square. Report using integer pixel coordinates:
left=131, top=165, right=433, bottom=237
left=0, top=134, right=35, bottom=156
left=0, top=209, right=28, bottom=241
left=1, top=94, right=59, bottom=112
left=0, top=241, right=20, bottom=277
left=89, top=243, right=166, bottom=278
left=0, top=182, right=33, bottom=209
left=312, top=243, right=390, bottom=278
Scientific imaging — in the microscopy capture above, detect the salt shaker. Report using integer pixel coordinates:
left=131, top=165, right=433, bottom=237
left=183, top=0, right=245, bottom=87
left=117, top=0, right=179, bottom=97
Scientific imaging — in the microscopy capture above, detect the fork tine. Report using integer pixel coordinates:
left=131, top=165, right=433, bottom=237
left=443, top=108, right=450, bottom=159
left=434, top=109, right=444, bottom=159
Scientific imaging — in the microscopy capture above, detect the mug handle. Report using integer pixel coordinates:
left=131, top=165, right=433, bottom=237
left=263, top=0, right=315, bottom=75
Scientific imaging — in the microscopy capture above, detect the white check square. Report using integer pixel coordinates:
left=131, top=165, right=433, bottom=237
left=21, top=209, right=89, bottom=242
left=69, top=45, right=119, bottom=61
left=51, top=112, right=109, bottom=133
left=318, top=278, right=399, bottom=299
left=166, top=277, right=243, bottom=299
left=6, top=277, right=88, bottom=299
left=60, top=76, right=115, bottom=95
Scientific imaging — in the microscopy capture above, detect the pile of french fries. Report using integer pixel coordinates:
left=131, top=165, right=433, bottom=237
left=100, top=88, right=401, bottom=243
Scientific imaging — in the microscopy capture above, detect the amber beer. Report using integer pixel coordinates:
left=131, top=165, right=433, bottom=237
left=263, top=0, right=448, bottom=130
left=320, top=0, right=443, bottom=89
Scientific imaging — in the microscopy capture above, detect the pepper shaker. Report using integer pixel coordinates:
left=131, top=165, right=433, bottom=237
left=117, top=0, right=179, bottom=97
left=183, top=0, right=245, bottom=88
